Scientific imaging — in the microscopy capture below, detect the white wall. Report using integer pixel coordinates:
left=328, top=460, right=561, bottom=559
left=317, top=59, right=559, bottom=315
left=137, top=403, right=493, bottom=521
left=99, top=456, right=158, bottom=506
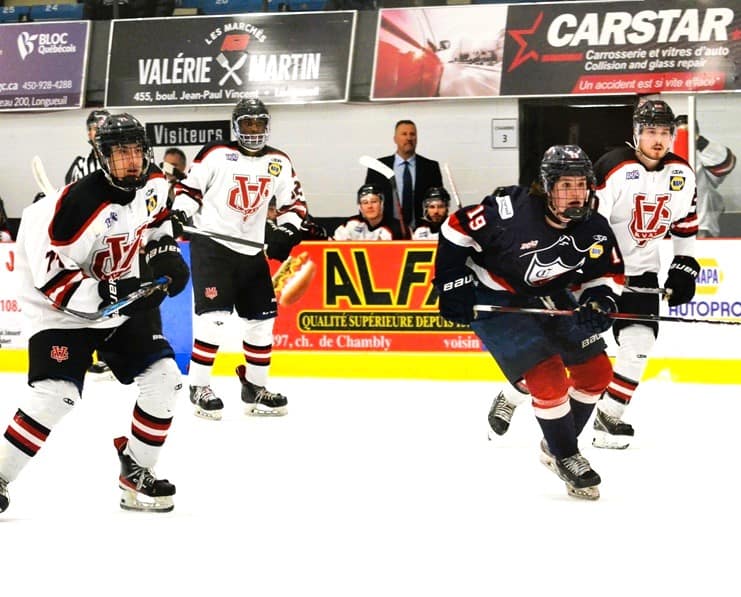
left=0, top=93, right=737, bottom=219
left=0, top=99, right=519, bottom=219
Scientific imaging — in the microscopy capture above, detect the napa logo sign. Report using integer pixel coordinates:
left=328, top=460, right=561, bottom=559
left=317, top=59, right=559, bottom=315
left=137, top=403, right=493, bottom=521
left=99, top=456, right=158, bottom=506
left=695, top=257, right=722, bottom=295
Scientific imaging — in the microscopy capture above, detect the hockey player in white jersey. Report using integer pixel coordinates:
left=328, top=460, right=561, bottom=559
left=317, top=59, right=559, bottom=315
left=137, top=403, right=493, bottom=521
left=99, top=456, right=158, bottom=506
left=591, top=99, right=699, bottom=448
left=0, top=113, right=190, bottom=514
left=333, top=184, right=404, bottom=240
left=171, top=98, right=306, bottom=420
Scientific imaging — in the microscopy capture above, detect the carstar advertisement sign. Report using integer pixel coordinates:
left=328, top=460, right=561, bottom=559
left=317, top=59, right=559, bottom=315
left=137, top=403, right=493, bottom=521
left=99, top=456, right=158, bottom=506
left=105, top=12, right=356, bottom=107
left=371, top=0, right=740, bottom=100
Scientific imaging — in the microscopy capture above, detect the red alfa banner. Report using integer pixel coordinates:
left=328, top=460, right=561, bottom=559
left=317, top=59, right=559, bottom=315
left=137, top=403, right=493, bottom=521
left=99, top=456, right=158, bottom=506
left=269, top=241, right=482, bottom=353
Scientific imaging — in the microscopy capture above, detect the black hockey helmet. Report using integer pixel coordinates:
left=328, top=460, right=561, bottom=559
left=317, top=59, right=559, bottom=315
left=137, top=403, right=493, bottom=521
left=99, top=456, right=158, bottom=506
left=633, top=100, right=676, bottom=135
left=423, top=186, right=450, bottom=209
left=422, top=187, right=450, bottom=221
left=232, top=98, right=270, bottom=151
left=94, top=113, right=153, bottom=192
left=86, top=109, right=110, bottom=130
left=357, top=184, right=385, bottom=204
left=539, top=145, right=596, bottom=223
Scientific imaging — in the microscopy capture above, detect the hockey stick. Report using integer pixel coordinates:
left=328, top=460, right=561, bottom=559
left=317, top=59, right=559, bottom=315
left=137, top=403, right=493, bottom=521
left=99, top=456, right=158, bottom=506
left=182, top=224, right=265, bottom=250
left=47, top=276, right=170, bottom=321
left=359, top=155, right=409, bottom=238
left=31, top=155, right=56, bottom=197
left=624, top=286, right=669, bottom=297
left=473, top=303, right=741, bottom=326
left=442, top=163, right=463, bottom=209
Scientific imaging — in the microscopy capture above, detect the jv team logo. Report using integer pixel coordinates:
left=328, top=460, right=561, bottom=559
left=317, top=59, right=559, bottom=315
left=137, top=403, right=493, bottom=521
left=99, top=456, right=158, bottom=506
left=629, top=193, right=671, bottom=245
left=17, top=30, right=77, bottom=61
left=50, top=346, right=69, bottom=363
left=228, top=175, right=272, bottom=220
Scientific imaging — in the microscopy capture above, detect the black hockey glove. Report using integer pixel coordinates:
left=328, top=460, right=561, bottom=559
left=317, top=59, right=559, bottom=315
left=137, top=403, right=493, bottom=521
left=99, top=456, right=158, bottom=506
left=265, top=221, right=300, bottom=261
left=433, top=269, right=476, bottom=325
left=169, top=209, right=190, bottom=238
left=575, top=286, right=618, bottom=334
left=144, top=236, right=190, bottom=297
left=301, top=217, right=329, bottom=241
left=664, top=255, right=700, bottom=307
left=98, top=277, right=166, bottom=316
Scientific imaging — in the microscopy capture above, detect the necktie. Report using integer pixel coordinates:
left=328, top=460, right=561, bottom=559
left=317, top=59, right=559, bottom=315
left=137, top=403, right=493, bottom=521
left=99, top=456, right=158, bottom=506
left=402, top=161, right=413, bottom=226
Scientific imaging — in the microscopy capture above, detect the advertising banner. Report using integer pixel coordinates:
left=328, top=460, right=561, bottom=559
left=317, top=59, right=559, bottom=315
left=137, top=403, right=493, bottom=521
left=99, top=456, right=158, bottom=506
left=105, top=12, right=356, bottom=107
left=0, top=244, right=24, bottom=350
left=370, top=0, right=740, bottom=100
left=0, top=21, right=89, bottom=112
left=270, top=241, right=482, bottom=353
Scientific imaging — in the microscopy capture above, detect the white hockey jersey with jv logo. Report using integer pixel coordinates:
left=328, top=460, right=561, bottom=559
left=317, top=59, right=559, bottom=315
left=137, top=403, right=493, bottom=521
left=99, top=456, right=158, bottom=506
left=172, top=141, right=307, bottom=256
left=16, top=168, right=173, bottom=334
left=594, top=146, right=697, bottom=277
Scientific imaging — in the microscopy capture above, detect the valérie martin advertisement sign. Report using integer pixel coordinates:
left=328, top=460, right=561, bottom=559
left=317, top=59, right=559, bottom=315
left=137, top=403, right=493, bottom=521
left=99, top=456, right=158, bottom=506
left=371, top=0, right=739, bottom=100
left=105, top=12, right=356, bottom=107
left=0, top=21, right=89, bottom=112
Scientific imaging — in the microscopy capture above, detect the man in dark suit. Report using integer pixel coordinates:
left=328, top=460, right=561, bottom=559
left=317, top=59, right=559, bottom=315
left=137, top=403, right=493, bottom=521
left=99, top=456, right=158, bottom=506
left=364, top=120, right=443, bottom=237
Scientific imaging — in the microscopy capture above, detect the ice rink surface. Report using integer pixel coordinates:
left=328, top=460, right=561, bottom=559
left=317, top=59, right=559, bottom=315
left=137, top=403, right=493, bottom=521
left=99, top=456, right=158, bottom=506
left=0, top=371, right=738, bottom=597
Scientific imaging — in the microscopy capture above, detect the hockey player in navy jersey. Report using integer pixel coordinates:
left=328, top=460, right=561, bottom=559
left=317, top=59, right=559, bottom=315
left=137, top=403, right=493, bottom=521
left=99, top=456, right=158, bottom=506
left=589, top=99, right=699, bottom=449
left=0, top=113, right=190, bottom=514
left=171, top=98, right=307, bottom=420
left=435, top=145, right=625, bottom=499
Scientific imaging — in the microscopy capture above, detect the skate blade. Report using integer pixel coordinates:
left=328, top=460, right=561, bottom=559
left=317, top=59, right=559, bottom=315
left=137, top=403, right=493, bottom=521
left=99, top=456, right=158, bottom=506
left=566, top=484, right=600, bottom=500
left=194, top=407, right=222, bottom=421
left=245, top=405, right=287, bottom=417
left=592, top=430, right=631, bottom=450
left=119, top=489, right=174, bottom=513
left=539, top=447, right=557, bottom=472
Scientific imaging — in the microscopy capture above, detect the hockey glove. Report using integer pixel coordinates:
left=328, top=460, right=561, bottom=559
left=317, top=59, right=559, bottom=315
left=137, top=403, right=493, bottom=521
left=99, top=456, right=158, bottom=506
left=575, top=286, right=618, bottom=334
left=433, top=269, right=476, bottom=325
left=98, top=277, right=166, bottom=316
left=664, top=255, right=700, bottom=307
left=265, top=221, right=300, bottom=261
left=169, top=209, right=190, bottom=239
left=144, top=236, right=190, bottom=297
left=301, top=217, right=329, bottom=241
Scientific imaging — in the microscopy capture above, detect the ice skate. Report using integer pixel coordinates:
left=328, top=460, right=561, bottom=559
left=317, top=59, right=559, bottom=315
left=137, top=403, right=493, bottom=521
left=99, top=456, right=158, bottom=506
left=540, top=439, right=600, bottom=500
left=0, top=476, right=9, bottom=513
left=487, top=391, right=517, bottom=439
left=114, top=436, right=175, bottom=512
left=592, top=409, right=634, bottom=450
left=189, top=385, right=224, bottom=421
left=236, top=365, right=287, bottom=416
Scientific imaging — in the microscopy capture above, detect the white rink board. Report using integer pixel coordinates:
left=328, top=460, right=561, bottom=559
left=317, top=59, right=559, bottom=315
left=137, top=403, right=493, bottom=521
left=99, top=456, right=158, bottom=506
left=0, top=240, right=739, bottom=361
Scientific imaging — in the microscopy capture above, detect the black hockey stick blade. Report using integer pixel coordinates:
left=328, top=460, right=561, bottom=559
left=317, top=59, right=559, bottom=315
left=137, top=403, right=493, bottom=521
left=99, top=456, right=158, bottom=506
left=473, top=304, right=741, bottom=326
left=182, top=225, right=265, bottom=250
left=49, top=276, right=170, bottom=321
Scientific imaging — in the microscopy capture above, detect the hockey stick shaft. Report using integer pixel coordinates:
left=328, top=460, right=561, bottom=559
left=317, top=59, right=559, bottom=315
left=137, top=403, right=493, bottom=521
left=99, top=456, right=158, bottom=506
left=442, top=163, right=462, bottom=209
left=624, top=286, right=669, bottom=296
left=182, top=225, right=265, bottom=250
left=358, top=155, right=409, bottom=238
left=50, top=277, right=170, bottom=321
left=473, top=304, right=741, bottom=326
left=31, top=155, right=56, bottom=197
